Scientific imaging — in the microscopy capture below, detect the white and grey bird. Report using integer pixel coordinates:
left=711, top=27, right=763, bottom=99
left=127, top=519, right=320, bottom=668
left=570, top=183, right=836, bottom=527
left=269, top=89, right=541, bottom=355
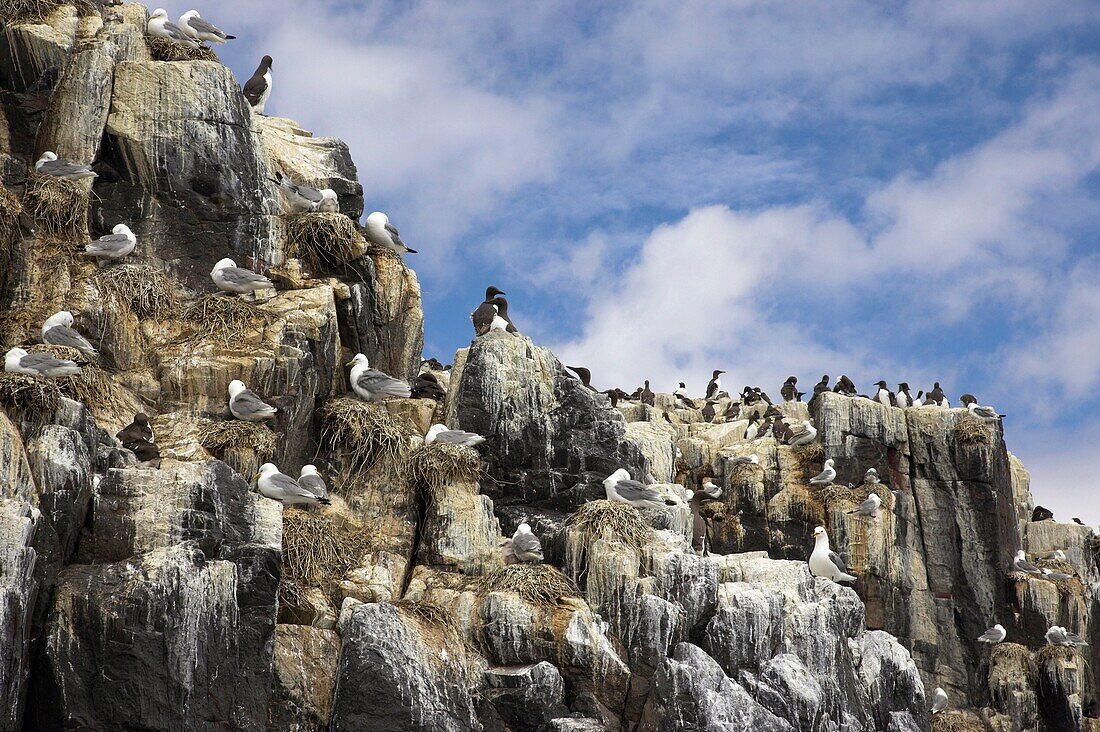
left=364, top=212, right=417, bottom=255
left=977, top=624, right=1006, bottom=644
left=4, top=347, right=81, bottom=378
left=1045, top=626, right=1087, bottom=647
left=147, top=8, right=199, bottom=47
left=809, top=459, right=836, bottom=485
left=41, top=311, right=96, bottom=355
left=297, top=465, right=329, bottom=502
left=257, top=463, right=330, bottom=506
left=847, top=492, right=882, bottom=519
left=210, top=257, right=273, bottom=294
left=931, top=687, right=948, bottom=714
left=965, top=400, right=1005, bottom=420
left=1041, top=568, right=1074, bottom=582
left=243, top=55, right=273, bottom=114
left=1012, top=550, right=1042, bottom=575
left=348, top=353, right=411, bottom=401
left=425, top=423, right=485, bottom=447
left=864, top=468, right=881, bottom=484
left=34, top=151, right=97, bottom=181
left=729, top=454, right=760, bottom=466
left=809, top=526, right=857, bottom=583
left=1041, top=549, right=1067, bottom=561
left=228, top=379, right=277, bottom=422
left=603, top=468, right=675, bottom=511
left=83, top=224, right=136, bottom=261
left=788, top=420, right=818, bottom=446
left=511, top=523, right=543, bottom=563
left=276, top=173, right=339, bottom=213
left=700, top=480, right=723, bottom=500
left=178, top=10, right=236, bottom=44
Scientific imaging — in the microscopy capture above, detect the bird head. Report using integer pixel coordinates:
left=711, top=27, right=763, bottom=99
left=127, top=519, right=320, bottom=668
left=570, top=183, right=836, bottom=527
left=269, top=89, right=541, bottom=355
left=366, top=211, right=388, bottom=226
left=486, top=286, right=506, bottom=299
left=36, top=151, right=58, bottom=165
left=748, top=454, right=759, bottom=464
left=258, top=463, right=277, bottom=476
left=876, top=380, right=888, bottom=388
left=348, top=353, right=368, bottom=367
left=813, top=526, right=826, bottom=538
left=713, top=370, right=725, bottom=376
left=113, top=223, right=133, bottom=235
left=898, top=382, right=909, bottom=390
left=211, top=257, right=236, bottom=274
left=228, top=379, right=246, bottom=397
left=994, top=624, right=1005, bottom=632
left=517, top=522, right=532, bottom=534
left=151, top=8, right=168, bottom=19
left=135, top=413, right=149, bottom=425
left=320, top=189, right=338, bottom=203
left=604, top=468, right=630, bottom=486
left=262, top=55, right=273, bottom=69
left=43, top=310, right=72, bottom=329
left=1015, top=549, right=1026, bottom=559
left=300, top=464, right=318, bottom=476
left=824, top=458, right=834, bottom=467
left=425, top=424, right=446, bottom=441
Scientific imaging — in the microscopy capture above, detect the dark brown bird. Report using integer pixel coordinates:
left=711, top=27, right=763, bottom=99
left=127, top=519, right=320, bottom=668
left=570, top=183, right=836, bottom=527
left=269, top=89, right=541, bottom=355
left=705, top=370, right=725, bottom=399
left=781, top=376, right=800, bottom=402
left=640, top=380, right=655, bottom=406
left=117, top=412, right=154, bottom=446
left=471, top=286, right=510, bottom=335
left=568, top=365, right=595, bottom=390
left=410, top=372, right=446, bottom=401
left=701, top=400, right=717, bottom=423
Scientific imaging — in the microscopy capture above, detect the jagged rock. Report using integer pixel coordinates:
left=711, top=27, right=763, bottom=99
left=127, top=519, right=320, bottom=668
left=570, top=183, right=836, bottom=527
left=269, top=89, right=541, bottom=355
left=267, top=624, right=341, bottom=732
left=343, top=252, right=425, bottom=382
left=0, top=8, right=79, bottom=95
left=33, top=37, right=116, bottom=163
left=420, top=479, right=503, bottom=574
left=987, top=643, right=1038, bottom=729
left=0, top=500, right=39, bottom=729
left=448, top=331, right=649, bottom=505
left=482, top=662, right=569, bottom=729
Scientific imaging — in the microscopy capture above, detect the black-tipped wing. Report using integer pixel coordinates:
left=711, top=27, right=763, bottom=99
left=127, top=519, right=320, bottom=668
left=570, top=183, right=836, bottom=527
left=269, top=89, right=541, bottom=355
left=616, top=479, right=664, bottom=503
left=232, top=389, right=276, bottom=417
left=187, top=16, right=229, bottom=40
left=357, top=369, right=411, bottom=398
left=828, top=550, right=848, bottom=574
left=299, top=474, right=328, bottom=498
left=43, top=326, right=96, bottom=352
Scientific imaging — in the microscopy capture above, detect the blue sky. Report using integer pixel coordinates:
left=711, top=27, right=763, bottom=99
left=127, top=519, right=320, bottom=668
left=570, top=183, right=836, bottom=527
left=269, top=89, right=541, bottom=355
left=190, top=1, right=1100, bottom=525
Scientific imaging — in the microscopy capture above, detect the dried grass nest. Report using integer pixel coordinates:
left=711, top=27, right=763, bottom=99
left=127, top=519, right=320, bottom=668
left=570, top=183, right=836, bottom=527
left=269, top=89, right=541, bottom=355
left=729, top=459, right=764, bottom=486
left=197, top=419, right=276, bottom=461
left=0, top=372, right=61, bottom=415
left=565, top=499, right=653, bottom=553
left=318, top=397, right=408, bottom=483
left=479, top=564, right=580, bottom=607
left=1035, top=644, right=1079, bottom=665
left=930, top=711, right=985, bottom=732
left=94, top=264, right=179, bottom=320
left=279, top=509, right=376, bottom=611
left=282, top=212, right=365, bottom=273
left=812, top=482, right=893, bottom=513
left=23, top=173, right=88, bottom=238
left=146, top=35, right=219, bottom=63
left=954, top=416, right=992, bottom=446
left=989, top=642, right=1033, bottom=670
left=24, top=344, right=130, bottom=415
left=176, top=294, right=273, bottom=349
left=0, top=183, right=22, bottom=231
left=403, top=442, right=482, bottom=498
left=792, top=441, right=824, bottom=473
left=1, top=0, right=96, bottom=25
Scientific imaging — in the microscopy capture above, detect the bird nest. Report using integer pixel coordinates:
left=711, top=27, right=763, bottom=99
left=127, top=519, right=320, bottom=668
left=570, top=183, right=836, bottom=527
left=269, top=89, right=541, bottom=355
left=989, top=642, right=1033, bottom=670
left=146, top=35, right=219, bottom=63
left=729, top=460, right=764, bottom=486
left=1035, top=644, right=1078, bottom=665
left=1, top=0, right=95, bottom=24
left=0, top=303, right=53, bottom=347
left=282, top=212, right=365, bottom=274
left=279, top=509, right=376, bottom=612
left=954, top=417, right=992, bottom=446
left=58, top=362, right=129, bottom=415
left=1035, top=558, right=1076, bottom=576
left=403, top=442, right=482, bottom=499
left=176, top=295, right=273, bottom=349
left=0, top=372, right=60, bottom=415
left=23, top=173, right=88, bottom=238
left=197, top=419, right=276, bottom=461
left=930, top=711, right=984, bottom=732
left=792, top=441, right=824, bottom=472
left=565, top=499, right=653, bottom=553
left=479, top=564, right=580, bottom=607
left=318, top=398, right=408, bottom=484
left=0, top=183, right=21, bottom=232
left=812, top=483, right=892, bottom=512
left=94, top=264, right=179, bottom=320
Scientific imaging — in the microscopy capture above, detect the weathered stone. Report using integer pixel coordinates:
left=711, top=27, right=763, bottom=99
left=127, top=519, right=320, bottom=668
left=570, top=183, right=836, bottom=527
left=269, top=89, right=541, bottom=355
left=343, top=252, right=425, bottom=382
left=0, top=500, right=39, bottom=729
left=482, top=662, right=569, bottom=729
left=267, top=624, right=340, bottom=732
left=34, top=38, right=116, bottom=163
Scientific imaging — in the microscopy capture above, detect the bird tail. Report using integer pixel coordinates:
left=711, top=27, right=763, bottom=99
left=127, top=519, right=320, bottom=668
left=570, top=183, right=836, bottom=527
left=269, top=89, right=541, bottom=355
left=318, top=497, right=331, bottom=505
left=404, top=246, right=418, bottom=254
left=839, top=572, right=858, bottom=582
left=225, top=34, right=237, bottom=39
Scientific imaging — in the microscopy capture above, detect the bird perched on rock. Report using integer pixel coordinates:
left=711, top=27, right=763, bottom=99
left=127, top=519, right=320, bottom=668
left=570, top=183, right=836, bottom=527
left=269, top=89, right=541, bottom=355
left=1031, top=506, right=1054, bottom=522
left=743, top=413, right=761, bottom=441
left=603, top=468, right=676, bottom=510
left=298, top=465, right=329, bottom=503
left=640, top=380, right=655, bottom=406
left=811, top=375, right=830, bottom=399
left=83, top=223, right=136, bottom=261
left=4, top=347, right=81, bottom=378
left=931, top=688, right=948, bottom=714
left=847, top=493, right=882, bottom=518
left=1041, top=568, right=1074, bottom=582
left=348, top=353, right=411, bottom=401
left=276, top=173, right=338, bottom=213
left=977, top=624, right=1006, bottom=644
left=673, top=383, right=695, bottom=408
left=924, top=382, right=948, bottom=407
left=602, top=388, right=629, bottom=407
left=364, top=212, right=417, bottom=256
left=1042, top=549, right=1067, bottom=561
left=723, top=400, right=740, bottom=421
left=471, top=287, right=507, bottom=335
left=147, top=9, right=199, bottom=47
left=1012, top=550, right=1042, bottom=575
left=425, top=424, right=485, bottom=447
left=228, top=380, right=277, bottom=422
left=129, top=438, right=160, bottom=465
left=34, top=151, right=97, bottom=181
left=809, top=526, right=856, bottom=583
left=410, top=372, right=446, bottom=401
left=178, top=10, right=235, bottom=44
left=809, top=459, right=836, bottom=485
left=117, top=413, right=154, bottom=446
left=41, top=311, right=96, bottom=355
left=863, top=468, right=881, bottom=484
left=701, top=400, right=717, bottom=423
left=705, top=370, right=725, bottom=399
left=781, top=376, right=802, bottom=402
left=699, top=480, right=723, bottom=500
left=729, top=454, right=759, bottom=466
left=833, top=375, right=857, bottom=396
left=895, top=383, right=916, bottom=408
left=257, top=463, right=330, bottom=506
left=568, top=365, right=595, bottom=390
left=787, top=420, right=818, bottom=446
left=243, top=55, right=273, bottom=114
left=511, top=523, right=543, bottom=563
left=873, top=381, right=894, bottom=407
left=961, top=395, right=1005, bottom=420
left=210, top=257, right=273, bottom=295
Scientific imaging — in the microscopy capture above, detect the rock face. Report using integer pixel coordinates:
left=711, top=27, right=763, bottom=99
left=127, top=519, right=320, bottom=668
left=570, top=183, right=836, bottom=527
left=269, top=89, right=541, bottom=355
left=0, top=4, right=1096, bottom=732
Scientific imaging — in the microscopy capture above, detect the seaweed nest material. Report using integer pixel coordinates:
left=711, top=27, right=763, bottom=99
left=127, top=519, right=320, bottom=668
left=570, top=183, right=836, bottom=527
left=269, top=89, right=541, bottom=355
left=930, top=711, right=985, bottom=732
left=1, top=0, right=95, bottom=24
left=565, top=499, right=653, bottom=553
left=94, top=264, right=179, bottom=319
left=318, top=397, right=408, bottom=482
left=23, top=173, right=88, bottom=238
left=146, top=35, right=219, bottom=62
left=954, top=416, right=992, bottom=446
left=0, top=372, right=61, bottom=415
left=177, top=295, right=272, bottom=349
left=283, top=212, right=365, bottom=273
left=198, top=420, right=276, bottom=461
left=989, top=642, right=1033, bottom=670
left=403, top=442, right=482, bottom=498
left=480, top=564, right=580, bottom=606
left=279, top=509, right=375, bottom=611
left=1036, top=644, right=1079, bottom=665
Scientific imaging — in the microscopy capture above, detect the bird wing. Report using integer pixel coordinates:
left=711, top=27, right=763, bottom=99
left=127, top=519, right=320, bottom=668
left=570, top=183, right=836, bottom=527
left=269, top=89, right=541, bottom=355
left=20, top=352, right=75, bottom=370
left=298, top=474, right=328, bottom=498
left=810, top=468, right=831, bottom=483
left=977, top=628, right=1000, bottom=642
left=243, top=75, right=268, bottom=105
left=828, top=550, right=849, bottom=574
left=280, top=177, right=323, bottom=203
left=357, top=369, right=411, bottom=398
left=384, top=223, right=406, bottom=248
left=434, top=429, right=481, bottom=444
left=512, top=532, right=542, bottom=555
left=471, top=303, right=496, bottom=335
left=854, top=496, right=878, bottom=514
left=43, top=326, right=95, bottom=352
left=616, top=479, right=663, bottom=503
left=187, top=16, right=227, bottom=38
left=163, top=20, right=194, bottom=42
left=233, top=389, right=276, bottom=414
left=1016, top=559, right=1040, bottom=573
left=220, top=267, right=271, bottom=286
left=268, top=473, right=315, bottom=499
left=41, top=159, right=93, bottom=177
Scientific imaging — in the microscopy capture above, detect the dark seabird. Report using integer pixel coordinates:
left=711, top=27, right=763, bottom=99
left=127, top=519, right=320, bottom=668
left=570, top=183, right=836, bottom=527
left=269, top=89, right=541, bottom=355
left=874, top=381, right=895, bottom=407
left=705, top=370, right=725, bottom=399
left=812, top=375, right=830, bottom=398
left=129, top=438, right=161, bottom=464
left=896, top=383, right=916, bottom=408
left=603, top=389, right=620, bottom=407
left=411, top=372, right=446, bottom=401
left=471, top=287, right=516, bottom=335
left=701, top=400, right=716, bottom=423
left=568, top=366, right=595, bottom=390
left=673, top=383, right=695, bottom=408
left=754, top=387, right=773, bottom=405
left=422, top=357, right=446, bottom=371
left=781, top=376, right=800, bottom=402
left=1031, top=506, right=1054, bottom=522
left=772, top=419, right=793, bottom=442
left=243, top=55, right=273, bottom=114
left=117, top=413, right=154, bottom=446
left=926, top=382, right=947, bottom=407
left=640, top=380, right=655, bottom=406
left=1073, top=517, right=1085, bottom=526
left=834, top=375, right=857, bottom=396
left=723, top=400, right=740, bottom=421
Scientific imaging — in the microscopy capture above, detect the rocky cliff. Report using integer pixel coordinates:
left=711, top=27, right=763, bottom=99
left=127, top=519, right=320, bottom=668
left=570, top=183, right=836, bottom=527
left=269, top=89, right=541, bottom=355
left=0, top=4, right=1097, bottom=732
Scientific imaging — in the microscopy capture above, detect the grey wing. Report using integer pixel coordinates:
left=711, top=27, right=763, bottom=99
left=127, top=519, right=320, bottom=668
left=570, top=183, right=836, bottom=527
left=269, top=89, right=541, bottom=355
left=977, top=628, right=1000, bottom=642
left=384, top=223, right=405, bottom=247
left=828, top=550, right=848, bottom=574
left=222, top=267, right=272, bottom=286
left=512, top=533, right=542, bottom=555
left=434, top=429, right=481, bottom=444
left=1066, top=632, right=1087, bottom=645
left=975, top=406, right=997, bottom=418
left=188, top=16, right=227, bottom=38
left=44, top=326, right=95, bottom=351
left=90, top=233, right=132, bottom=250
left=163, top=20, right=193, bottom=42
left=358, top=369, right=411, bottom=398
left=1017, top=559, right=1040, bottom=573
left=234, top=389, right=275, bottom=414
left=299, top=474, right=328, bottom=498
left=854, top=496, right=878, bottom=514
left=617, top=479, right=663, bottom=502
left=20, top=352, right=74, bottom=370
left=270, top=473, right=314, bottom=499
left=284, top=179, right=323, bottom=203
left=41, top=159, right=92, bottom=177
